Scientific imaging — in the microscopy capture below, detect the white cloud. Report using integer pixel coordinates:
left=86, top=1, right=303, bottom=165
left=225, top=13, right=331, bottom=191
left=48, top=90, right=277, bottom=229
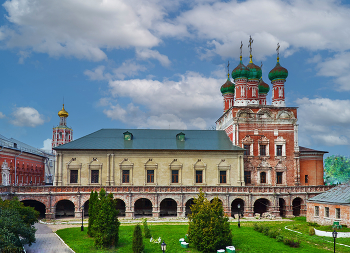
left=296, top=97, right=350, bottom=146
left=42, top=138, right=52, bottom=151
left=136, top=48, right=171, bottom=67
left=10, top=107, right=45, bottom=127
left=102, top=71, right=223, bottom=129
left=113, top=61, right=148, bottom=79
left=17, top=50, right=30, bottom=64
left=0, top=112, right=5, bottom=119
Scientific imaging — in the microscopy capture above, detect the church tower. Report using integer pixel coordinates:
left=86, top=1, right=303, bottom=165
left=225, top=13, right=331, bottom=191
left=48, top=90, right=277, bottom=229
left=52, top=104, right=73, bottom=150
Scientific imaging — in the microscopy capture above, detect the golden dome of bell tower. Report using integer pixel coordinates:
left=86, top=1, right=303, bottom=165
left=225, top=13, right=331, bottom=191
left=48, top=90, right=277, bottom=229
left=52, top=103, right=73, bottom=150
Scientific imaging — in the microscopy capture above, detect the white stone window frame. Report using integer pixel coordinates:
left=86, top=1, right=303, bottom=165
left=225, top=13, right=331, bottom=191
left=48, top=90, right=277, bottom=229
left=258, top=171, right=270, bottom=185
left=275, top=163, right=287, bottom=186
left=242, top=136, right=254, bottom=157
left=67, top=164, right=82, bottom=185
left=88, top=158, right=103, bottom=186
left=120, top=158, right=133, bottom=185
left=194, top=159, right=207, bottom=185
left=217, top=159, right=230, bottom=185
left=274, top=136, right=286, bottom=158
left=258, top=136, right=270, bottom=157
left=145, top=159, right=158, bottom=185
left=169, top=159, right=182, bottom=185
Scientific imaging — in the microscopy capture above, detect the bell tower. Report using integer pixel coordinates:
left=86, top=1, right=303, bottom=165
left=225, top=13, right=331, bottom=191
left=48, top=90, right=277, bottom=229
left=52, top=104, right=73, bottom=150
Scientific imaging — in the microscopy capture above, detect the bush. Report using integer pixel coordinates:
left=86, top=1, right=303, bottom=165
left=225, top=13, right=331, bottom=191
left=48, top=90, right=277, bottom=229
left=132, top=224, right=144, bottom=253
left=307, top=222, right=320, bottom=227
left=262, top=226, right=270, bottom=236
left=309, top=227, right=315, bottom=236
left=268, top=229, right=279, bottom=239
left=276, top=235, right=284, bottom=242
left=143, top=218, right=152, bottom=238
left=283, top=237, right=300, bottom=248
left=253, top=223, right=263, bottom=232
left=188, top=190, right=232, bottom=253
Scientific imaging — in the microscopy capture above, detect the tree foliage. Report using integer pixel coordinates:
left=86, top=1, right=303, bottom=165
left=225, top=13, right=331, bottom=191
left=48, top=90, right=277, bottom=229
left=0, top=197, right=38, bottom=251
left=132, top=224, right=144, bottom=253
left=188, top=190, right=232, bottom=253
left=143, top=218, right=152, bottom=238
left=324, top=155, right=350, bottom=185
left=87, top=190, right=98, bottom=237
left=88, top=189, right=120, bottom=249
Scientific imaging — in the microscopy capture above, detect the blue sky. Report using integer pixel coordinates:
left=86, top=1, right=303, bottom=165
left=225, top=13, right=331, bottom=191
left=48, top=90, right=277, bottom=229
left=1, top=0, right=350, bottom=158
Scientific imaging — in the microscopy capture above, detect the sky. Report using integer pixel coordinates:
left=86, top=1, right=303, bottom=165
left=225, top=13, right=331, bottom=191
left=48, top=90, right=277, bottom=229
left=0, top=0, right=350, bottom=158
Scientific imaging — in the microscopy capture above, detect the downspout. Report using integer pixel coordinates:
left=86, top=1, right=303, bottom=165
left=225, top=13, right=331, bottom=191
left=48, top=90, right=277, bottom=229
left=14, top=149, right=23, bottom=186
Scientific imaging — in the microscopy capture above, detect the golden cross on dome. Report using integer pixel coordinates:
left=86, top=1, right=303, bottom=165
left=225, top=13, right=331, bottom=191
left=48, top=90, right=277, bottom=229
left=240, top=41, right=243, bottom=59
left=248, top=36, right=253, bottom=63
left=276, top=43, right=280, bottom=62
left=227, top=61, right=230, bottom=78
left=261, top=61, right=263, bottom=68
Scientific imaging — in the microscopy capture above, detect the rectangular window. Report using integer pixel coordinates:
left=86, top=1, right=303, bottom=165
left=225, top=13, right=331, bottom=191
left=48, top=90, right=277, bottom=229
left=196, top=170, right=203, bottom=183
left=220, top=171, right=227, bottom=184
left=336, top=208, right=341, bottom=219
left=325, top=207, right=329, bottom=218
left=70, top=170, right=78, bottom=184
left=260, top=145, right=266, bottom=156
left=91, top=170, right=99, bottom=184
left=244, top=144, right=250, bottom=156
left=244, top=171, right=251, bottom=184
left=147, top=170, right=154, bottom=183
left=276, top=145, right=283, bottom=156
left=305, top=175, right=309, bottom=184
left=171, top=170, right=179, bottom=183
left=277, top=172, right=283, bottom=184
left=260, top=172, right=266, bottom=184
left=315, top=206, right=319, bottom=216
left=122, top=170, right=130, bottom=183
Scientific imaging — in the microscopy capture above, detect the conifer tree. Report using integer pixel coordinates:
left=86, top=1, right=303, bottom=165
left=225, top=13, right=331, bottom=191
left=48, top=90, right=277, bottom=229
left=93, top=191, right=120, bottom=248
left=87, top=190, right=98, bottom=237
left=188, top=190, right=232, bottom=253
left=132, top=224, right=144, bottom=253
left=143, top=218, right=152, bottom=238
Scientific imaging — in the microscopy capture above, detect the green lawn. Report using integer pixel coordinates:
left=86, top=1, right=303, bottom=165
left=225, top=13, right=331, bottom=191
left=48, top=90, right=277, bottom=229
left=56, top=219, right=350, bottom=252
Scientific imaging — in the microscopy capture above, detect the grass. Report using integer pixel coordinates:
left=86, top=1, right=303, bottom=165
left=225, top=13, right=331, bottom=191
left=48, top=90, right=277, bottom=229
left=56, top=218, right=350, bottom=253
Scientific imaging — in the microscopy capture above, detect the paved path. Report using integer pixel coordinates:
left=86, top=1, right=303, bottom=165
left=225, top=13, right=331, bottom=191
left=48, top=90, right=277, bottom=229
left=24, top=222, right=74, bottom=253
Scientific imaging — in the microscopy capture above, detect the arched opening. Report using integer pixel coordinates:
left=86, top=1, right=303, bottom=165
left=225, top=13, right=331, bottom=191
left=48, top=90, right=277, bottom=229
left=160, top=198, right=177, bottom=217
left=83, top=200, right=89, bottom=217
left=21, top=200, right=46, bottom=218
left=185, top=198, right=195, bottom=217
left=134, top=198, right=152, bottom=217
left=231, top=198, right=244, bottom=218
left=210, top=198, right=223, bottom=204
left=254, top=198, right=270, bottom=215
left=279, top=198, right=286, bottom=217
left=292, top=197, right=302, bottom=216
left=55, top=200, right=75, bottom=218
left=116, top=199, right=126, bottom=217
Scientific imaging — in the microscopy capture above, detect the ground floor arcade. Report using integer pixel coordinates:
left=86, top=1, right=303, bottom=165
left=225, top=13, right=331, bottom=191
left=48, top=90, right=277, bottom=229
left=0, top=185, right=332, bottom=219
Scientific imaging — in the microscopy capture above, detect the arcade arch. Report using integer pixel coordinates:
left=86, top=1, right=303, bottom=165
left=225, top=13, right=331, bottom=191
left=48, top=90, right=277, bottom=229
left=116, top=199, right=126, bottom=217
left=231, top=198, right=244, bottom=218
left=160, top=198, right=177, bottom=217
left=254, top=198, right=270, bottom=215
left=185, top=198, right=195, bottom=217
left=55, top=200, right=75, bottom=218
left=21, top=200, right=46, bottom=218
left=292, top=197, right=302, bottom=216
left=134, top=198, right=152, bottom=217
left=279, top=198, right=286, bottom=217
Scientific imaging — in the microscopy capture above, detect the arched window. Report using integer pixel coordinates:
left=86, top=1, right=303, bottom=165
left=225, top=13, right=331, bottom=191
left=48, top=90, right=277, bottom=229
left=260, top=172, right=266, bottom=184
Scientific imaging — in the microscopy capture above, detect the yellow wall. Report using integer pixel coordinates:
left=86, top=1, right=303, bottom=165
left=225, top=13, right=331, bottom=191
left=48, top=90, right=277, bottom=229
left=55, top=149, right=245, bottom=187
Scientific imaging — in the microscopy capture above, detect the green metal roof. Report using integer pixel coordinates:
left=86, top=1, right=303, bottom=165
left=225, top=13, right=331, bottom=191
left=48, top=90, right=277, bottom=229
left=54, top=129, right=244, bottom=151
left=308, top=184, right=348, bottom=204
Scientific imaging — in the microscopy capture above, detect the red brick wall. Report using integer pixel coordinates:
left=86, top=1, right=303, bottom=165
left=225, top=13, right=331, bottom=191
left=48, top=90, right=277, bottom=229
left=307, top=201, right=350, bottom=227
left=300, top=155, right=324, bottom=186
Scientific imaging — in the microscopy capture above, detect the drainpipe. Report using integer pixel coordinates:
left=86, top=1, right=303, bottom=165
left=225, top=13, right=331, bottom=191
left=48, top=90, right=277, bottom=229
left=14, top=149, right=23, bottom=186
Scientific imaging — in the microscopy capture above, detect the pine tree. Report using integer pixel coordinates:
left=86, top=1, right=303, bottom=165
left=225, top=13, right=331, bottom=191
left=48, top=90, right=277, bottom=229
left=143, top=218, right=152, bottom=238
left=87, top=190, right=98, bottom=237
left=132, top=224, right=144, bottom=253
left=188, top=190, right=232, bottom=253
left=93, top=191, right=120, bottom=248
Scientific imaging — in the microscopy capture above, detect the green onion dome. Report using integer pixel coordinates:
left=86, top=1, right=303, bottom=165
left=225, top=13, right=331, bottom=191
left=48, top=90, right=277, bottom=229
left=221, top=75, right=235, bottom=95
left=247, top=61, right=262, bottom=80
left=258, top=79, right=270, bottom=94
left=231, top=57, right=250, bottom=80
left=268, top=60, right=288, bottom=82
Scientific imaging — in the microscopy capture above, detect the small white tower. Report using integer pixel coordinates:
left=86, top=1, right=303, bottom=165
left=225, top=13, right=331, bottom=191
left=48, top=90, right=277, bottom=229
left=52, top=104, right=73, bottom=150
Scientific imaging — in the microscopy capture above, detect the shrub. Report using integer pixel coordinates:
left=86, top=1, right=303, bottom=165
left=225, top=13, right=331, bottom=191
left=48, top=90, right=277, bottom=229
left=307, top=222, right=320, bottom=227
left=132, top=224, right=144, bottom=253
left=87, top=190, right=98, bottom=237
left=262, top=226, right=270, bottom=236
left=268, top=229, right=279, bottom=239
left=309, top=227, right=315, bottom=236
left=253, top=223, right=263, bottom=232
left=188, top=190, right=232, bottom=253
left=276, top=235, right=284, bottom=242
left=143, top=218, right=152, bottom=238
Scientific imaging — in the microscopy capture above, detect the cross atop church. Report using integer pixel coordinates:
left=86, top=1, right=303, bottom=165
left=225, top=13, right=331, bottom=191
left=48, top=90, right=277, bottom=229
left=276, top=42, right=280, bottom=62
left=227, top=61, right=230, bottom=78
left=248, top=36, right=253, bottom=63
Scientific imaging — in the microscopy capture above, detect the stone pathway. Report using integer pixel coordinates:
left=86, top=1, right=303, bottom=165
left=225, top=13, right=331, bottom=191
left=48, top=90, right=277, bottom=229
left=24, top=222, right=74, bottom=253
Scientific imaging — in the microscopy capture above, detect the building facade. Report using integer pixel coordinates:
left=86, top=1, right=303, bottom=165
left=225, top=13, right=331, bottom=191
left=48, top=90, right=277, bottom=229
left=0, top=135, right=46, bottom=186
